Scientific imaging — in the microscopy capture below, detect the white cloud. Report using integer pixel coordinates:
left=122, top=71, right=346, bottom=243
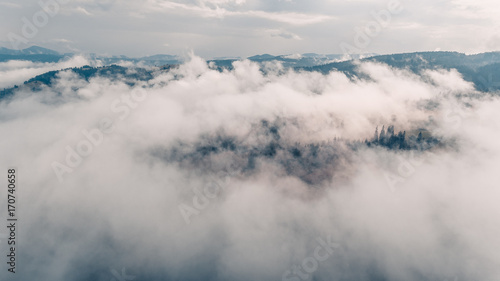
left=1, top=57, right=499, bottom=280
left=266, top=29, right=303, bottom=40
left=75, top=6, right=93, bottom=16
left=0, top=56, right=95, bottom=89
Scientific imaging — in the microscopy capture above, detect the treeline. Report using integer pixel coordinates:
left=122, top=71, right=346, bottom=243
left=154, top=121, right=441, bottom=185
left=364, top=125, right=439, bottom=151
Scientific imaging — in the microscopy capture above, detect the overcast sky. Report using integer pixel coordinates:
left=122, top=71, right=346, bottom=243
left=1, top=0, right=499, bottom=58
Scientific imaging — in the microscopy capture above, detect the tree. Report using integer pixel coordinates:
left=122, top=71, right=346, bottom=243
left=373, top=126, right=379, bottom=143
left=379, top=125, right=386, bottom=144
left=387, top=125, right=395, bottom=138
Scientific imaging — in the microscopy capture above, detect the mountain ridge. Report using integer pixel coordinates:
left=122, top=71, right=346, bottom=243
left=2, top=50, right=500, bottom=100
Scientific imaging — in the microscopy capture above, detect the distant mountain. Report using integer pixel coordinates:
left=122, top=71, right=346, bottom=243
left=0, top=47, right=368, bottom=68
left=0, top=46, right=65, bottom=63
left=244, top=53, right=377, bottom=68
left=135, top=54, right=183, bottom=65
left=303, top=51, right=500, bottom=92
left=247, top=54, right=278, bottom=61
left=305, top=51, right=500, bottom=73
left=0, top=47, right=19, bottom=55
left=211, top=56, right=242, bottom=60
left=20, top=46, right=60, bottom=55
left=140, top=54, right=179, bottom=61
left=0, top=64, right=176, bottom=100
left=81, top=53, right=183, bottom=66
left=3, top=51, right=500, bottom=101
left=0, top=46, right=60, bottom=55
left=0, top=47, right=185, bottom=65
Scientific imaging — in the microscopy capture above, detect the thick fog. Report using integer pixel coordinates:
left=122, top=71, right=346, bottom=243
left=0, top=56, right=499, bottom=281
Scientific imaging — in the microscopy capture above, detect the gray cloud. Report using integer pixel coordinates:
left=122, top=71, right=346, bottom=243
left=1, top=0, right=499, bottom=57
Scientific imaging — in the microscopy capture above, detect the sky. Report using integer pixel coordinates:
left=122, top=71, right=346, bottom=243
left=1, top=0, right=500, bottom=58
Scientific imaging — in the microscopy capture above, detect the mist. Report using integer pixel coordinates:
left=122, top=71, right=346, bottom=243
left=0, top=55, right=499, bottom=281
left=0, top=56, right=95, bottom=89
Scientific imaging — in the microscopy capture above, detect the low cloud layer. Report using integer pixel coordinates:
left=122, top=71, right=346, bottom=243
left=0, top=55, right=95, bottom=89
left=0, top=56, right=499, bottom=281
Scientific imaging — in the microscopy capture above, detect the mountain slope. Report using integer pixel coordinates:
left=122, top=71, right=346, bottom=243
left=2, top=51, right=500, bottom=101
left=0, top=46, right=60, bottom=55
left=303, top=51, right=500, bottom=92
